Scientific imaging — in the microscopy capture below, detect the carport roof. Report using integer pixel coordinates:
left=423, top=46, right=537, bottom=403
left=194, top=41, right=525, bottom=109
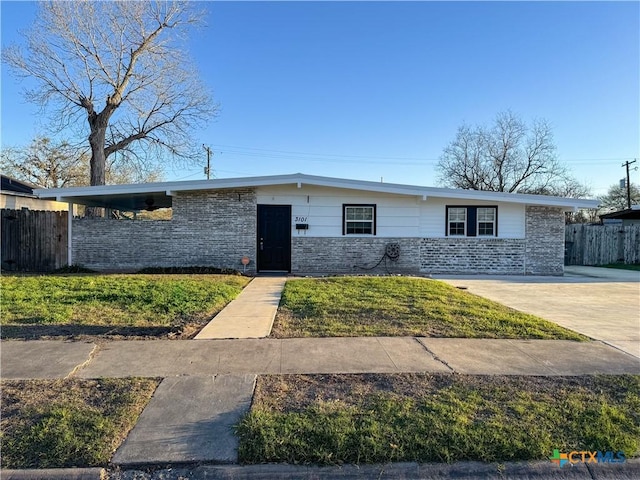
left=34, top=173, right=600, bottom=212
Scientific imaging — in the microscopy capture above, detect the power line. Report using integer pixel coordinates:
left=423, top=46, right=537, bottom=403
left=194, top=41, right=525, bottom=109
left=214, top=143, right=636, bottom=165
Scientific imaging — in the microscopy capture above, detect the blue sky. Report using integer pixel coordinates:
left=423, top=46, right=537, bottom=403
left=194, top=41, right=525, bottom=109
left=1, top=1, right=639, bottom=196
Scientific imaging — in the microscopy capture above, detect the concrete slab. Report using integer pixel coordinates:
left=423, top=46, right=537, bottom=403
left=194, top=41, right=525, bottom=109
left=195, top=277, right=286, bottom=339
left=78, top=338, right=449, bottom=378
left=112, top=374, right=256, bottom=465
left=418, top=339, right=639, bottom=375
left=376, top=337, right=454, bottom=372
left=0, top=340, right=96, bottom=379
left=418, top=338, right=558, bottom=375
left=612, top=341, right=640, bottom=359
left=10, top=337, right=638, bottom=379
left=510, top=340, right=640, bottom=375
left=215, top=339, right=282, bottom=374
left=435, top=266, right=640, bottom=358
left=77, top=340, right=189, bottom=378
left=279, top=337, right=450, bottom=374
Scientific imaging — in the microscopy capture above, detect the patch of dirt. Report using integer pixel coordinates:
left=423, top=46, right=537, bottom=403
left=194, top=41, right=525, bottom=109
left=0, top=320, right=210, bottom=342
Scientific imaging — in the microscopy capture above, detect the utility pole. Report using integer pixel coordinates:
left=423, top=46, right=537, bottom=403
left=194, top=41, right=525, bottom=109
left=622, top=159, right=637, bottom=209
left=203, top=145, right=212, bottom=180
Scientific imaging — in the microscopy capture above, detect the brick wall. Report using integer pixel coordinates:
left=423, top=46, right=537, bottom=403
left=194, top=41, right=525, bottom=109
left=73, top=219, right=173, bottom=270
left=420, top=238, right=526, bottom=274
left=418, top=207, right=564, bottom=275
left=172, top=189, right=256, bottom=271
left=72, top=188, right=257, bottom=272
left=524, top=205, right=564, bottom=275
left=73, top=191, right=565, bottom=276
left=292, top=237, right=421, bottom=275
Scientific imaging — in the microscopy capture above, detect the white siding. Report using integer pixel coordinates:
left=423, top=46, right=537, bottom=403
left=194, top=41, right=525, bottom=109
left=256, top=185, right=526, bottom=239
left=256, top=185, right=420, bottom=238
left=420, top=198, right=525, bottom=238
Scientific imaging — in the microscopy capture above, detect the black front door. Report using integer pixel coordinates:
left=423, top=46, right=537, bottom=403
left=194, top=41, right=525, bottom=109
left=257, top=205, right=291, bottom=272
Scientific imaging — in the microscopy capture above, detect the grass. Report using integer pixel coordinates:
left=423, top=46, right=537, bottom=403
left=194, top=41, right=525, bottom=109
left=272, top=277, right=586, bottom=340
left=599, top=263, right=640, bottom=271
left=0, top=378, right=159, bottom=469
left=237, top=374, right=640, bottom=465
left=0, top=274, right=250, bottom=339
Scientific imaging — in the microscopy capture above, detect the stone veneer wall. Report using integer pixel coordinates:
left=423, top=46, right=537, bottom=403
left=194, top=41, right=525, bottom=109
left=72, top=188, right=257, bottom=272
left=420, top=238, right=526, bottom=274
left=524, top=205, right=564, bottom=275
left=73, top=194, right=565, bottom=276
left=419, top=206, right=565, bottom=275
left=72, top=219, right=173, bottom=270
left=291, top=237, right=421, bottom=275
left=171, top=188, right=256, bottom=270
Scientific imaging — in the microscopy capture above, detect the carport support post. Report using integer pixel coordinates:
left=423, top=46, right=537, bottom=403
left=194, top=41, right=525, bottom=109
left=67, top=202, right=73, bottom=266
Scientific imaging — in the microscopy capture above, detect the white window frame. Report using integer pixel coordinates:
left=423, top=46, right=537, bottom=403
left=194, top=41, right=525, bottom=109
left=447, top=207, right=467, bottom=236
left=477, top=207, right=496, bottom=237
left=343, top=204, right=376, bottom=235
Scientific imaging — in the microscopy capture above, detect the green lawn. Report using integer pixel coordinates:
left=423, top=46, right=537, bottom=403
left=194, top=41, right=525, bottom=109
left=1, top=274, right=250, bottom=339
left=237, top=374, right=640, bottom=465
left=272, top=277, right=586, bottom=340
left=0, top=378, right=159, bottom=468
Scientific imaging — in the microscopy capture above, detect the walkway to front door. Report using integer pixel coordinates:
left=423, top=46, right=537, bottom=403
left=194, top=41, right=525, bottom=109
left=194, top=277, right=287, bottom=339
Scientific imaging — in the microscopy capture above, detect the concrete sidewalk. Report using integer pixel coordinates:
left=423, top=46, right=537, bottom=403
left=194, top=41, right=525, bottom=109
left=2, top=337, right=638, bottom=379
left=112, top=374, right=256, bottom=465
left=194, top=277, right=286, bottom=339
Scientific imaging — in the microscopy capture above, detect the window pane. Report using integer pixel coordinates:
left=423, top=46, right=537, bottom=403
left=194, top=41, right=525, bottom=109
left=448, top=208, right=466, bottom=222
left=346, top=221, right=373, bottom=234
left=346, top=207, right=373, bottom=221
left=478, top=222, right=494, bottom=236
left=449, top=222, right=465, bottom=236
left=477, top=208, right=495, bottom=222
left=345, top=205, right=375, bottom=235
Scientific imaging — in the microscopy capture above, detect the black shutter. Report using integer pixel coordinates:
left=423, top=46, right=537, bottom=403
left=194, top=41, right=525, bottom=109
left=467, top=207, right=477, bottom=237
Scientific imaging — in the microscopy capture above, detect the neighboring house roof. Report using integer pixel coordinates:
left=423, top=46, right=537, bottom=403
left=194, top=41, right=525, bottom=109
left=34, top=173, right=600, bottom=212
left=599, top=206, right=640, bottom=220
left=1, top=175, right=37, bottom=196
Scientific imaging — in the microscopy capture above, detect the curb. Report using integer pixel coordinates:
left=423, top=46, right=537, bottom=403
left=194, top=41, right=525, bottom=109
left=7, top=459, right=637, bottom=480
left=0, top=468, right=105, bottom=480
left=107, top=460, right=640, bottom=479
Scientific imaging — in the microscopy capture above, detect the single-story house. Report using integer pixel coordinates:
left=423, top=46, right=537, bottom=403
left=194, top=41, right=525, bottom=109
left=34, top=173, right=598, bottom=275
left=600, top=206, right=640, bottom=227
left=1, top=175, right=71, bottom=211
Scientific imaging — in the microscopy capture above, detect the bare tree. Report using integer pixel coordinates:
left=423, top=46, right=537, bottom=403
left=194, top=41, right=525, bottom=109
left=437, top=111, right=588, bottom=197
left=1, top=137, right=87, bottom=188
left=1, top=137, right=164, bottom=189
left=3, top=1, right=216, bottom=193
left=598, top=182, right=640, bottom=212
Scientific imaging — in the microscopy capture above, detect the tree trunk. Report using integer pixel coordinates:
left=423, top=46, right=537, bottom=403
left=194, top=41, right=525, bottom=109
left=85, top=111, right=110, bottom=217
left=89, top=128, right=107, bottom=186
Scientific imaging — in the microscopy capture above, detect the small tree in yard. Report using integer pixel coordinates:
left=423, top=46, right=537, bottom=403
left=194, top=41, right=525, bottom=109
left=3, top=1, right=216, bottom=203
left=437, top=111, right=590, bottom=198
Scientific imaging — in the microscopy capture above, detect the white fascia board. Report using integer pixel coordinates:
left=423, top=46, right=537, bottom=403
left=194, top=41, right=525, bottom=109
left=34, top=172, right=600, bottom=210
left=421, top=189, right=599, bottom=209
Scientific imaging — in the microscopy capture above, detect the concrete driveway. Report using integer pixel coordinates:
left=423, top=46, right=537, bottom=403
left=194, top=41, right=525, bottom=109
left=434, top=266, right=640, bottom=359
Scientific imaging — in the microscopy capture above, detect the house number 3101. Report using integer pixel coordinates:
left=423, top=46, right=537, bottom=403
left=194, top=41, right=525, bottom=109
left=295, top=216, right=308, bottom=222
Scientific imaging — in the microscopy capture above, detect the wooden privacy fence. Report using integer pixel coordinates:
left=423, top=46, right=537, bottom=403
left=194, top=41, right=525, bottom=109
left=565, top=224, right=640, bottom=266
left=1, top=208, right=68, bottom=272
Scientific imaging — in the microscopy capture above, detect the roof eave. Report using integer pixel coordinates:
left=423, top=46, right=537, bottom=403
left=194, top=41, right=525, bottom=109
left=33, top=173, right=600, bottom=210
